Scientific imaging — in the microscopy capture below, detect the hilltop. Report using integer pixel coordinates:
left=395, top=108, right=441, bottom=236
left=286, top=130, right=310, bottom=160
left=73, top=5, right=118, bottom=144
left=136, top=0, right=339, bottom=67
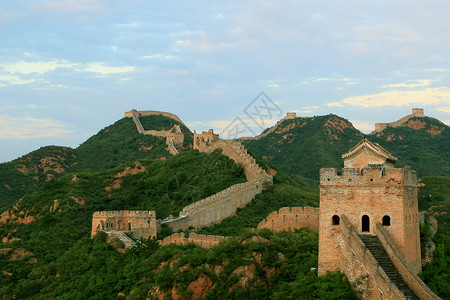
left=0, top=113, right=192, bottom=212
left=244, top=111, right=449, bottom=180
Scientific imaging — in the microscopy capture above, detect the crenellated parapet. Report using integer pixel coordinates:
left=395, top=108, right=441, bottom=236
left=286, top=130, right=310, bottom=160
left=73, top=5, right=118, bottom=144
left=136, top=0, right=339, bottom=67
left=91, top=210, right=157, bottom=240
left=320, top=166, right=417, bottom=187
left=159, top=232, right=229, bottom=248
left=160, top=130, right=273, bottom=231
left=257, top=206, right=320, bottom=232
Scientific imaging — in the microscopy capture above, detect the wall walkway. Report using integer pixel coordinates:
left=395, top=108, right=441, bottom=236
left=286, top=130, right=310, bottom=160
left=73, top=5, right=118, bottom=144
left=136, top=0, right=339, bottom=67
left=160, top=138, right=273, bottom=231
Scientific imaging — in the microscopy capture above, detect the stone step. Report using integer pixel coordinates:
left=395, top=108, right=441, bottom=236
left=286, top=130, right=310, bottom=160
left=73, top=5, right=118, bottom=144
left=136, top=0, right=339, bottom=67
left=359, top=235, right=420, bottom=300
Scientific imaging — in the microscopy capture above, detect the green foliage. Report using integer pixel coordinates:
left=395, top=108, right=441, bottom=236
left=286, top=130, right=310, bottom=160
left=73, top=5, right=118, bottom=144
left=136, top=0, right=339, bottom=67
left=369, top=126, right=450, bottom=177
left=73, top=117, right=171, bottom=172
left=420, top=230, right=450, bottom=298
left=0, top=146, right=76, bottom=212
left=197, top=172, right=319, bottom=236
left=418, top=176, right=450, bottom=231
left=244, top=115, right=364, bottom=180
left=245, top=114, right=449, bottom=180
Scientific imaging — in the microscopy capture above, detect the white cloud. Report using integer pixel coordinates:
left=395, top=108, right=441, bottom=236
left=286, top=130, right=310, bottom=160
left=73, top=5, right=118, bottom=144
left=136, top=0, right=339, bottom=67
left=82, top=63, right=135, bottom=74
left=0, top=75, right=36, bottom=86
left=0, top=60, right=72, bottom=75
left=444, top=120, right=450, bottom=125
left=327, top=87, right=450, bottom=108
left=266, top=84, right=279, bottom=87
left=437, top=106, right=450, bottom=113
left=381, top=79, right=431, bottom=88
left=0, top=114, right=73, bottom=139
left=293, top=106, right=319, bottom=114
left=350, top=120, right=373, bottom=133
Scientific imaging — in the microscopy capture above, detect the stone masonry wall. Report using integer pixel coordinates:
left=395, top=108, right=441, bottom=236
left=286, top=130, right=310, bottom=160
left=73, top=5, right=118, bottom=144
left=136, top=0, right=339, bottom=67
left=376, top=223, right=440, bottom=300
left=159, top=232, right=228, bottom=248
left=257, top=207, right=319, bottom=232
left=91, top=210, right=157, bottom=240
left=160, top=134, right=273, bottom=231
left=318, top=165, right=421, bottom=274
left=125, top=109, right=188, bottom=128
left=337, top=215, right=406, bottom=299
left=125, top=109, right=185, bottom=154
left=161, top=178, right=266, bottom=231
left=373, top=108, right=425, bottom=133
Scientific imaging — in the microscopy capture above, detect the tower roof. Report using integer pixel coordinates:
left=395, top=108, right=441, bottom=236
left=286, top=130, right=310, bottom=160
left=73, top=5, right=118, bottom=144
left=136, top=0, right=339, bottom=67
left=342, top=138, right=398, bottom=167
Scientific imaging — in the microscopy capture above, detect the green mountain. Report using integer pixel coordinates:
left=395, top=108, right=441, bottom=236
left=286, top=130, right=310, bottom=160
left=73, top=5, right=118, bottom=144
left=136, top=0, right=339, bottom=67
left=0, top=115, right=193, bottom=212
left=0, top=149, right=341, bottom=299
left=244, top=114, right=450, bottom=180
left=244, top=115, right=364, bottom=180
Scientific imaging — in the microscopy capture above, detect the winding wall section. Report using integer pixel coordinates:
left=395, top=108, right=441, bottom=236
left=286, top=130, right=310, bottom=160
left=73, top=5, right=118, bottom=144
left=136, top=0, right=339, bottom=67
left=160, top=134, right=273, bottom=231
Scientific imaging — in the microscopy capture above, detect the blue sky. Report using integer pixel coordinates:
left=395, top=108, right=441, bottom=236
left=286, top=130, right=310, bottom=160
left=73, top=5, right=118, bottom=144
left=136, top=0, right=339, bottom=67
left=1, top=0, right=450, bottom=163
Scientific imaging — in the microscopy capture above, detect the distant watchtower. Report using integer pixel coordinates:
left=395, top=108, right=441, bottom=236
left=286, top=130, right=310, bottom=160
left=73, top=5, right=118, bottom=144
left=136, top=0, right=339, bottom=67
left=318, top=138, right=421, bottom=275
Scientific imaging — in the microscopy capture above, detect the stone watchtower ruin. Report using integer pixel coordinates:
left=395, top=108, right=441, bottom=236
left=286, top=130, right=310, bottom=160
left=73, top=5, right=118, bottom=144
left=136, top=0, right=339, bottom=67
left=318, top=138, right=421, bottom=275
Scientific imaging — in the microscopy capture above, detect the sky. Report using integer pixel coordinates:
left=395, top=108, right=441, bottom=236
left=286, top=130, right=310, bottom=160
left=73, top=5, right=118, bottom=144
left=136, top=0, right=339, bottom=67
left=1, top=0, right=450, bottom=163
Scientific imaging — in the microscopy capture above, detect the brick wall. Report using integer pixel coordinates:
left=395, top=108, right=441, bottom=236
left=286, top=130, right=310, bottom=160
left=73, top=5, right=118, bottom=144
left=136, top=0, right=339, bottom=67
left=376, top=223, right=440, bottom=300
left=125, top=110, right=185, bottom=154
left=161, top=178, right=266, bottom=231
left=161, top=133, right=273, bottom=231
left=257, top=206, right=319, bottom=232
left=91, top=210, right=157, bottom=240
left=373, top=108, right=425, bottom=133
left=159, top=232, right=228, bottom=248
left=337, top=215, right=406, bottom=299
left=318, top=165, right=421, bottom=274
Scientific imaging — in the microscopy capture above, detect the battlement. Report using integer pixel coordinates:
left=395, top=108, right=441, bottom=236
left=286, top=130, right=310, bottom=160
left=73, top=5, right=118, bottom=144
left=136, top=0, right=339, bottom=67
left=93, top=210, right=155, bottom=218
left=320, top=166, right=417, bottom=187
left=285, top=112, right=297, bottom=119
left=159, top=232, right=229, bottom=248
left=257, top=206, right=320, bottom=232
left=91, top=210, right=157, bottom=240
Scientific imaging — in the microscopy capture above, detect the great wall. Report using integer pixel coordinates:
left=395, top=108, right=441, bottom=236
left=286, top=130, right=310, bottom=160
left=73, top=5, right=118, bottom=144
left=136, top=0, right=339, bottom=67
left=90, top=110, right=442, bottom=299
left=373, top=108, right=425, bottom=133
left=125, top=109, right=186, bottom=155
left=159, top=129, right=273, bottom=231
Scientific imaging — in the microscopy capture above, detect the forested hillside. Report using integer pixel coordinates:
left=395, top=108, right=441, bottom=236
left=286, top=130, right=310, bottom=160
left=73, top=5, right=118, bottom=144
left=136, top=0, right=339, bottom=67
left=244, top=114, right=449, bottom=179
left=0, top=115, right=191, bottom=212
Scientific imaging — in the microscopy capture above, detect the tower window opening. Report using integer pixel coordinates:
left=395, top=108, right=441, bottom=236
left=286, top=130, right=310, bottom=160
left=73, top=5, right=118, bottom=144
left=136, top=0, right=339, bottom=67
left=362, top=215, right=370, bottom=232
left=332, top=215, right=340, bottom=225
left=128, top=222, right=132, bottom=231
left=382, top=215, right=391, bottom=226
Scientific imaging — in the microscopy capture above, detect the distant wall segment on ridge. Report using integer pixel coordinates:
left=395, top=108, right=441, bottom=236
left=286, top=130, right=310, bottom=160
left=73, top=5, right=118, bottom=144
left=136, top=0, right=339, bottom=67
left=125, top=109, right=188, bottom=128
left=373, top=108, right=425, bottom=133
left=257, top=207, right=319, bottom=232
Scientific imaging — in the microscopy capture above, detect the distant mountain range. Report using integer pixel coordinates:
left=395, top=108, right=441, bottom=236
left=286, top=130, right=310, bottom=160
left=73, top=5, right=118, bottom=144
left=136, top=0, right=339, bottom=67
left=244, top=113, right=449, bottom=180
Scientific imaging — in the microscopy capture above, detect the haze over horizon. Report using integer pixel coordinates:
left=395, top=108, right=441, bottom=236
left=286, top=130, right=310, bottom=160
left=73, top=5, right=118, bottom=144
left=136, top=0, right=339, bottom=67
left=1, top=1, right=450, bottom=163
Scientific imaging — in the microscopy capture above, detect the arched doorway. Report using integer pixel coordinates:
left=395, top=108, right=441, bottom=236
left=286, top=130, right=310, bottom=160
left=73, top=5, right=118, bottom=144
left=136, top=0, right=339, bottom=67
left=361, top=215, right=370, bottom=232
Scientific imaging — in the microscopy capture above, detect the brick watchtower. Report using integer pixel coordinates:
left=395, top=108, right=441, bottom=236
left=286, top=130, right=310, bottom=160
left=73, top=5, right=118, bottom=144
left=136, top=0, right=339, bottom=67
left=318, top=138, right=421, bottom=275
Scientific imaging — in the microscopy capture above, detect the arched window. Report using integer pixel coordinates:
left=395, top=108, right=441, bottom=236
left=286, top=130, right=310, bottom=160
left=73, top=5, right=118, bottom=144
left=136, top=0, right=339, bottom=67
left=382, top=215, right=391, bottom=226
left=332, top=215, right=340, bottom=225
left=362, top=215, right=370, bottom=232
left=128, top=222, right=132, bottom=231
